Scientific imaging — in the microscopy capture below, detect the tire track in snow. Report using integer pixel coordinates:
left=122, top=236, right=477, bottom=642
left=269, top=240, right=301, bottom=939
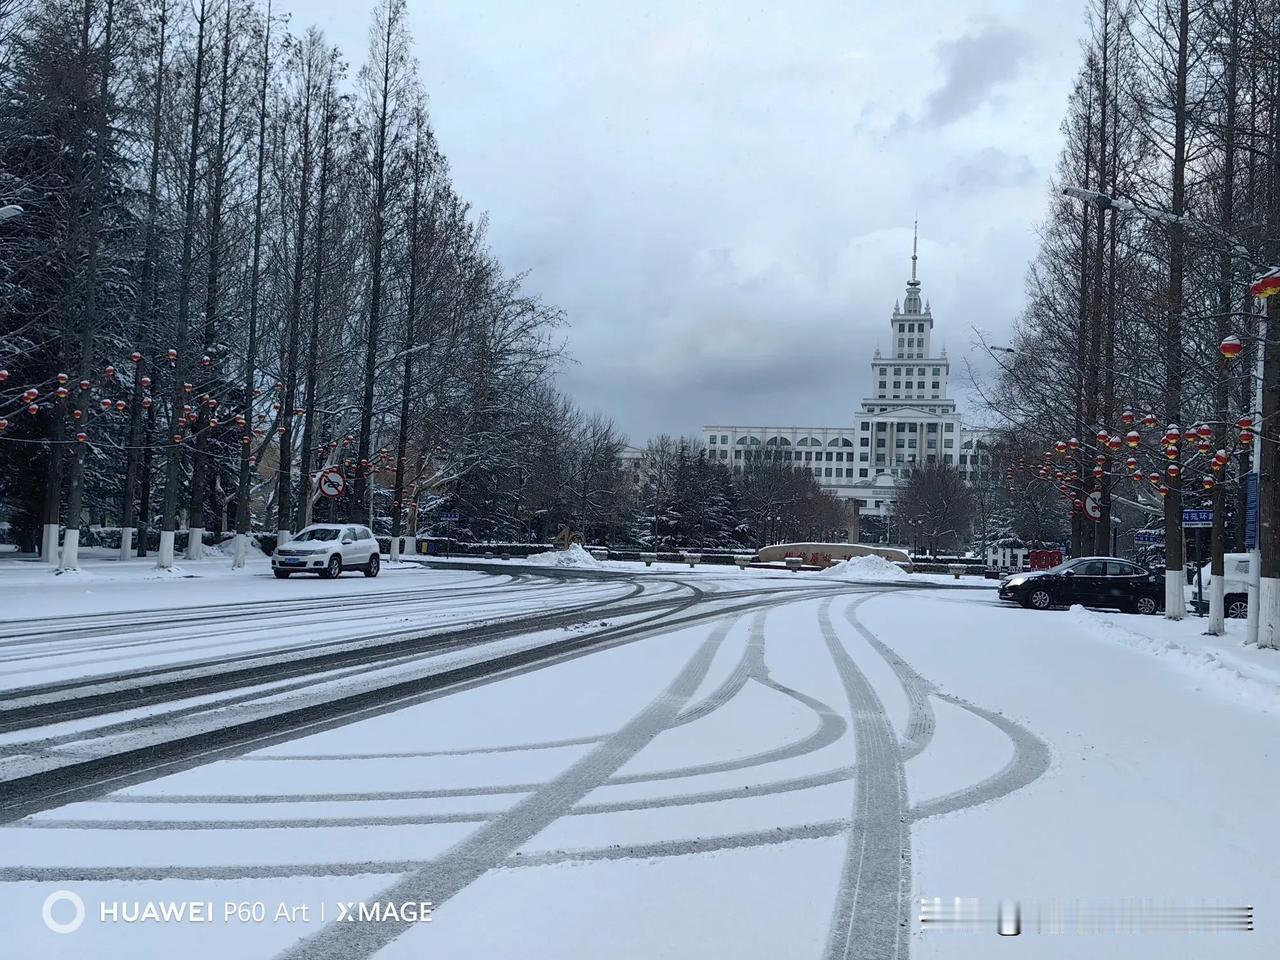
left=269, top=614, right=740, bottom=960
left=842, top=596, right=1051, bottom=822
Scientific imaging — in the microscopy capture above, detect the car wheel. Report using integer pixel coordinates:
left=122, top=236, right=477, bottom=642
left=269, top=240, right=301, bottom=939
left=1027, top=588, right=1054, bottom=610
left=1227, top=597, right=1249, bottom=619
left=1135, top=596, right=1158, bottom=615
left=364, top=554, right=380, bottom=578
left=321, top=554, right=342, bottom=580
left=273, top=569, right=291, bottom=579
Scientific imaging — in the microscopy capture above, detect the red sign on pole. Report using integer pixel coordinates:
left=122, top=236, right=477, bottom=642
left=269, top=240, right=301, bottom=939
left=318, top=469, right=346, bottom=499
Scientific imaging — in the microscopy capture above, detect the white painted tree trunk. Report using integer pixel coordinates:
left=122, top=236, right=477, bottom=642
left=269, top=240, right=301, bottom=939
left=1164, top=570, right=1185, bottom=620
left=1207, top=574, right=1225, bottom=636
left=119, top=526, right=134, bottom=562
left=157, top=530, right=176, bottom=569
left=1259, top=577, right=1280, bottom=650
left=390, top=536, right=401, bottom=563
left=231, top=532, right=248, bottom=569
left=42, top=523, right=60, bottom=564
left=59, top=528, right=80, bottom=571
left=185, top=527, right=204, bottom=560
left=277, top=529, right=291, bottom=547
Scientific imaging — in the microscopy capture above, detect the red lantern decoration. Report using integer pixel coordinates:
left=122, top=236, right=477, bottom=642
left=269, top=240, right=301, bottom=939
left=1095, top=428, right=1109, bottom=445
left=172, top=434, right=183, bottom=444
left=209, top=418, right=219, bottom=428
left=100, top=399, right=112, bottom=411
left=1125, top=430, right=1140, bottom=447
left=1121, top=410, right=1135, bottom=425
left=114, top=400, right=125, bottom=412
left=1240, top=430, right=1255, bottom=445
left=1167, top=464, right=1181, bottom=479
left=1165, top=424, right=1180, bottom=440
left=55, top=387, right=68, bottom=399
left=0, top=418, right=7, bottom=431
left=242, top=435, right=251, bottom=445
left=1092, top=465, right=1104, bottom=478
left=103, top=365, right=115, bottom=379
left=21, top=388, right=36, bottom=402
left=1142, top=413, right=1157, bottom=428
left=1236, top=415, right=1254, bottom=430
left=1068, top=437, right=1081, bottom=450
left=1073, top=498, right=1084, bottom=509
left=26, top=404, right=38, bottom=415
left=131, top=351, right=142, bottom=363
left=1148, top=472, right=1161, bottom=484
left=76, top=432, right=87, bottom=443
left=167, top=348, right=178, bottom=361
left=140, top=376, right=152, bottom=388
left=201, top=355, right=212, bottom=366
left=1165, top=445, right=1180, bottom=460
left=0, top=369, right=7, bottom=382
left=1197, top=424, right=1213, bottom=439
left=72, top=409, right=82, bottom=420
left=141, top=397, right=152, bottom=409
left=1095, top=454, right=1106, bottom=466
left=1202, top=477, right=1216, bottom=491
left=183, top=382, right=193, bottom=393
left=79, top=379, right=90, bottom=391
left=56, top=372, right=68, bottom=384
left=1220, top=334, right=1243, bottom=360
left=248, top=456, right=257, bottom=467
left=1158, top=484, right=1169, bottom=496
left=1108, top=435, right=1123, bottom=452
left=1182, top=428, right=1198, bottom=444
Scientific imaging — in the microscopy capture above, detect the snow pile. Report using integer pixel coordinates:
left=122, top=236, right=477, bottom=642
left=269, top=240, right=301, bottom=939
left=819, top=554, right=913, bottom=582
left=1067, top=604, right=1280, bottom=716
left=525, top=543, right=603, bottom=569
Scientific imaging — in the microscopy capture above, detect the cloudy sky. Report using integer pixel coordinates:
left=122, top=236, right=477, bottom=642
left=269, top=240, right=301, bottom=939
left=285, top=0, right=1088, bottom=443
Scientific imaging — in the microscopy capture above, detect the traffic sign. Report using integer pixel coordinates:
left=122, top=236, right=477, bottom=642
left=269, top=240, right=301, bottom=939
left=1182, top=508, right=1213, bottom=528
left=1084, top=491, right=1102, bottom=521
left=318, top=469, right=346, bottom=499
left=1134, top=530, right=1163, bottom=545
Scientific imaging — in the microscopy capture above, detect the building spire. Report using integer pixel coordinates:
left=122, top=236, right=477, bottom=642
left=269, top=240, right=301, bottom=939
left=902, top=221, right=923, bottom=314
left=908, top=219, right=919, bottom=287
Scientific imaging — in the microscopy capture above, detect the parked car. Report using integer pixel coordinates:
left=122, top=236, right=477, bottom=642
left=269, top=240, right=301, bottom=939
left=272, top=524, right=380, bottom=579
left=1195, top=552, right=1252, bottom=618
left=998, top=557, right=1162, bottom=614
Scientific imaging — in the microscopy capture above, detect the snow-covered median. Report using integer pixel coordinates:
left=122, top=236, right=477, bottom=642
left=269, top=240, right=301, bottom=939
left=525, top=544, right=603, bottom=569
left=818, top=554, right=912, bottom=583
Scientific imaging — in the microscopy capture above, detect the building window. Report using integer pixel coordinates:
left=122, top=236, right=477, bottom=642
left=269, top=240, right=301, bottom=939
left=709, top=435, right=716, bottom=444
left=932, top=367, right=940, bottom=376
left=944, top=423, right=955, bottom=432
left=860, top=452, right=869, bottom=461
left=858, top=469, right=868, bottom=478
left=720, top=435, right=728, bottom=444
left=825, top=468, right=833, bottom=477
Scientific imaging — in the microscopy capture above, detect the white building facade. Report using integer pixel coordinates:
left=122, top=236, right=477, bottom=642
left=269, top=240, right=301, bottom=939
left=703, top=231, right=993, bottom=519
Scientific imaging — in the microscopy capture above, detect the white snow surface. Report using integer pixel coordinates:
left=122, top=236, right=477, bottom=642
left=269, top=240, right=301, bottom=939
left=819, top=553, right=913, bottom=582
left=523, top=543, right=603, bottom=568
left=3, top=566, right=1279, bottom=959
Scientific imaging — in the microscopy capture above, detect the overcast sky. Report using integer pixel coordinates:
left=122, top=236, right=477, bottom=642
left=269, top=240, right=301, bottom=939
left=284, top=0, right=1087, bottom=444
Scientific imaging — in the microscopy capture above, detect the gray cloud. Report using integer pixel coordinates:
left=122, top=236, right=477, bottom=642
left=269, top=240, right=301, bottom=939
left=920, top=24, right=1032, bottom=126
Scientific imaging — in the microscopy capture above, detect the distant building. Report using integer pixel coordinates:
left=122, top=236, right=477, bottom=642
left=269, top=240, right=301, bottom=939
left=703, top=226, right=993, bottom=520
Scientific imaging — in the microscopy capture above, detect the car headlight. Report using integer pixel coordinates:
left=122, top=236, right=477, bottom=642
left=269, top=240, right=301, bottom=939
left=1005, top=576, right=1027, bottom=588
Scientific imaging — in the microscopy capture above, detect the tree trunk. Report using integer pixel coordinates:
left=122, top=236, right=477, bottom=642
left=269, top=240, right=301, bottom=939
left=157, top=0, right=210, bottom=569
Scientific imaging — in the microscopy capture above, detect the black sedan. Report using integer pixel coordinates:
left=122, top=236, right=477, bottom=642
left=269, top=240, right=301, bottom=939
left=998, top=557, right=1163, bottom=614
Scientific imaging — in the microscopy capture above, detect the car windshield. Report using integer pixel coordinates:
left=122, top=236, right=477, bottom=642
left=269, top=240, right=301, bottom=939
left=1042, top=560, right=1081, bottom=575
left=292, top=528, right=339, bottom=542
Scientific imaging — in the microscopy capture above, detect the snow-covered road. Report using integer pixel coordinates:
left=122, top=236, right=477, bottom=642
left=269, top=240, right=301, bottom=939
left=2, top=561, right=1277, bottom=958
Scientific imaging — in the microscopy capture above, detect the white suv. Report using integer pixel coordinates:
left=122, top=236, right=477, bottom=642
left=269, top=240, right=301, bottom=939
left=1198, top=552, right=1251, bottom=618
left=272, top=524, right=381, bottom=579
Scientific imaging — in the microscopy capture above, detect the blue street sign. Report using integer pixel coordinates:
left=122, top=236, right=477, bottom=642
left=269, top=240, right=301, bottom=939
left=1134, top=530, right=1164, bottom=545
left=1245, top=472, right=1259, bottom=549
left=440, top=512, right=460, bottom=522
left=1182, top=508, right=1213, bottom=528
